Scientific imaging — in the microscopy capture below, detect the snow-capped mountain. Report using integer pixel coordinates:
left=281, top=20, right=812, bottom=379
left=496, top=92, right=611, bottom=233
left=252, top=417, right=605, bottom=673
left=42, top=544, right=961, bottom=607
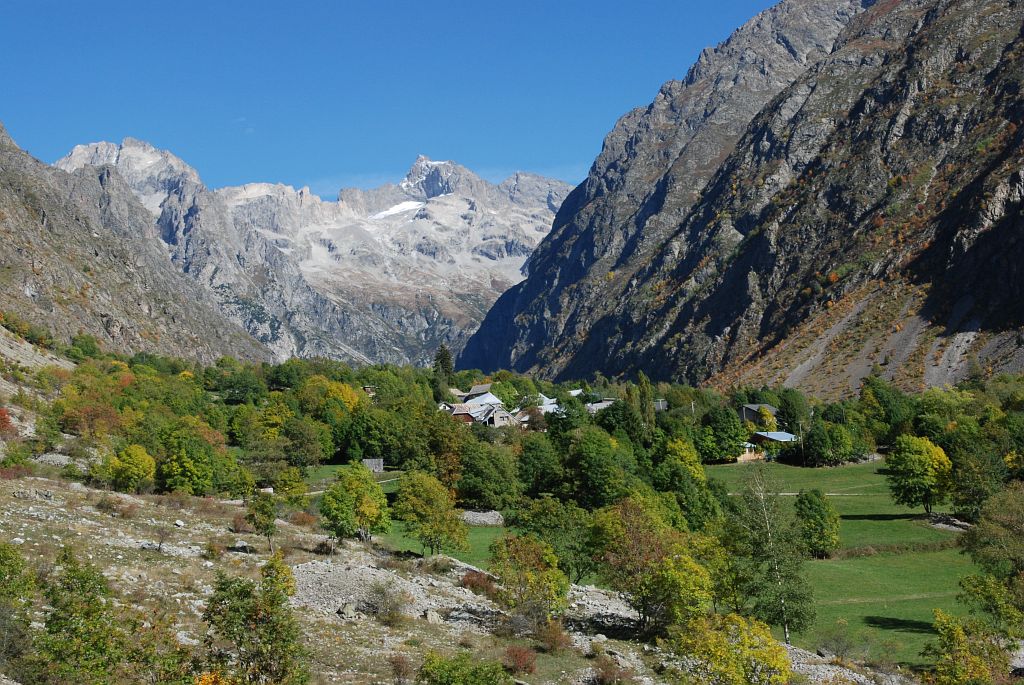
left=55, top=139, right=571, bottom=365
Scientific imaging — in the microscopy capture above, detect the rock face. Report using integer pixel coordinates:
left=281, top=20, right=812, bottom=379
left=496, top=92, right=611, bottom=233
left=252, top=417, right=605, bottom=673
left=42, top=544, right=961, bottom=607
left=0, top=124, right=270, bottom=363
left=57, top=141, right=570, bottom=365
left=463, top=0, right=1024, bottom=398
left=460, top=0, right=872, bottom=377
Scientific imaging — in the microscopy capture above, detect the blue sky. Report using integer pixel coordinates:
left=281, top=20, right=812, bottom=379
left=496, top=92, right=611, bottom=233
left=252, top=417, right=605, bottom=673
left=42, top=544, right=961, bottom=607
left=2, top=0, right=774, bottom=196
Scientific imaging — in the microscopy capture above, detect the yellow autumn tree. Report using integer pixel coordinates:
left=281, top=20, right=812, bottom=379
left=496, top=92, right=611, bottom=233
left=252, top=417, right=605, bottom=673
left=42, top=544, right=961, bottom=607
left=297, top=375, right=362, bottom=415
left=925, top=610, right=1008, bottom=685
left=663, top=437, right=706, bottom=483
left=668, top=614, right=791, bottom=685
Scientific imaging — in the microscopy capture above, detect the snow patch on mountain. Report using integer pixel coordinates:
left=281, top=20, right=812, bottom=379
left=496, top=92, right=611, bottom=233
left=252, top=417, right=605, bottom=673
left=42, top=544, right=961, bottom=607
left=371, top=200, right=425, bottom=220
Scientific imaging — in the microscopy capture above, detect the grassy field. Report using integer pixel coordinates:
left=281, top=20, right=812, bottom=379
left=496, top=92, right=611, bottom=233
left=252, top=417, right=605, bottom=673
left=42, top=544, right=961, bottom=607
left=304, top=464, right=402, bottom=493
left=380, top=521, right=506, bottom=568
left=707, top=461, right=974, bottom=667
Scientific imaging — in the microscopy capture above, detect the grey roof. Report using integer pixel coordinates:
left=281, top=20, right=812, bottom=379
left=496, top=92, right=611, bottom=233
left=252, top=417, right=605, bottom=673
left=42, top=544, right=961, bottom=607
left=753, top=431, right=797, bottom=442
left=467, top=383, right=493, bottom=396
left=743, top=403, right=778, bottom=414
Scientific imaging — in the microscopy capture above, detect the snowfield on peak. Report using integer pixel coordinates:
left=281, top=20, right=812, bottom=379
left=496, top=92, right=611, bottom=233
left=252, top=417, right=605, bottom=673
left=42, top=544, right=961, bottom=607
left=370, top=200, right=425, bottom=220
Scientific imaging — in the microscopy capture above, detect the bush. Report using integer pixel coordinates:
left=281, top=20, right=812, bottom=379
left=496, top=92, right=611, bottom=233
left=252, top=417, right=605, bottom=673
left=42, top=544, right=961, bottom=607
left=421, top=555, right=455, bottom=575
left=95, top=495, right=138, bottom=519
left=231, top=512, right=254, bottom=534
left=203, top=541, right=226, bottom=561
left=161, top=491, right=191, bottom=510
left=367, top=580, right=411, bottom=627
left=195, top=497, right=226, bottom=516
left=460, top=570, right=497, bottom=597
left=591, top=654, right=636, bottom=685
left=380, top=556, right=414, bottom=573
left=0, top=464, right=31, bottom=480
left=535, top=619, right=573, bottom=654
left=0, top=408, right=16, bottom=438
left=388, top=653, right=415, bottom=685
left=502, top=646, right=537, bottom=675
left=417, top=653, right=512, bottom=685
left=0, top=441, right=32, bottom=467
left=288, top=511, right=318, bottom=528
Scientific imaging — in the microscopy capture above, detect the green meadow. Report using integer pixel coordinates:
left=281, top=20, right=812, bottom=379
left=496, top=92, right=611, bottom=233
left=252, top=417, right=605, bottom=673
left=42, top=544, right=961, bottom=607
left=707, top=461, right=975, bottom=667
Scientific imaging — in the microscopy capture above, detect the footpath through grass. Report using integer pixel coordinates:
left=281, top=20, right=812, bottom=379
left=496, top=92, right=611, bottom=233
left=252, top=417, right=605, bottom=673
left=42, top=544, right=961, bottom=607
left=706, top=461, right=974, bottom=668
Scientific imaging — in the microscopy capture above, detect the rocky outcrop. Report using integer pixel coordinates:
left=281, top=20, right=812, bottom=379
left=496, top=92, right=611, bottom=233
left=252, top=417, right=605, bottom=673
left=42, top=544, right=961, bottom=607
left=0, top=127, right=270, bottom=363
left=57, top=142, right=570, bottom=365
left=463, top=0, right=1024, bottom=398
left=460, top=0, right=872, bottom=376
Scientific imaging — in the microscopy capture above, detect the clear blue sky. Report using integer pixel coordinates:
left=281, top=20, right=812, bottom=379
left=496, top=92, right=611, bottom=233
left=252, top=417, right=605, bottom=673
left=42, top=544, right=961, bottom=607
left=2, top=0, right=774, bottom=197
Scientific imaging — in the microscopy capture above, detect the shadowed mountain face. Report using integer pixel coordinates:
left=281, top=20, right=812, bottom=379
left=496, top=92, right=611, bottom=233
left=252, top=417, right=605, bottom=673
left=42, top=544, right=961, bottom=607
left=0, top=124, right=270, bottom=363
left=463, top=0, right=1024, bottom=398
left=460, top=0, right=872, bottom=376
left=56, top=142, right=571, bottom=365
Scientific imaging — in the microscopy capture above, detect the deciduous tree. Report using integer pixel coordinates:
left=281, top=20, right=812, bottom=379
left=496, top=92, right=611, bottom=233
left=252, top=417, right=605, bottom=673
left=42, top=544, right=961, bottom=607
left=737, top=466, right=815, bottom=643
left=319, top=463, right=390, bottom=543
left=513, top=496, right=598, bottom=584
left=488, top=535, right=569, bottom=629
left=245, top=491, right=279, bottom=552
left=203, top=553, right=309, bottom=685
left=885, top=435, right=952, bottom=514
left=667, top=613, right=791, bottom=685
left=794, top=489, right=840, bottom=559
left=393, top=471, right=467, bottom=556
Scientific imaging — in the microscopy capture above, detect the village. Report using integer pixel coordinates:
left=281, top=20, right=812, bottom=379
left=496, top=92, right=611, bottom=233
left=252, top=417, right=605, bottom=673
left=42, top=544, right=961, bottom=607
left=439, top=385, right=798, bottom=462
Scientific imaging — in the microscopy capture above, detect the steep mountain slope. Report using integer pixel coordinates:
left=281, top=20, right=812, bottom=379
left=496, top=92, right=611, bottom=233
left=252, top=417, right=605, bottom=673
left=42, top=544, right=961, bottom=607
left=0, top=125, right=271, bottom=363
left=460, top=0, right=872, bottom=375
left=57, top=141, right=570, bottom=365
left=464, top=0, right=1024, bottom=399
left=572, top=0, right=1024, bottom=397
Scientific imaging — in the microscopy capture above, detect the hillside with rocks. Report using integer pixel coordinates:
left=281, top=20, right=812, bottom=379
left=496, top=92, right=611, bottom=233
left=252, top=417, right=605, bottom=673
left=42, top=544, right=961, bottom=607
left=0, top=474, right=914, bottom=685
left=462, top=0, right=1024, bottom=399
left=56, top=141, right=571, bottom=366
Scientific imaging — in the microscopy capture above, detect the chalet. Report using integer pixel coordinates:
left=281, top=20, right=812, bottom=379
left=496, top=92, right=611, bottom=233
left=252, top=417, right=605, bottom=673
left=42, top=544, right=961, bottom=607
left=438, top=397, right=516, bottom=428
left=439, top=402, right=486, bottom=423
left=750, top=430, right=798, bottom=446
left=739, top=403, right=778, bottom=425
left=585, top=398, right=618, bottom=414
left=464, top=383, right=494, bottom=401
left=738, top=441, right=765, bottom=463
left=535, top=393, right=562, bottom=414
left=476, top=404, right=517, bottom=428
left=465, top=391, right=504, bottom=406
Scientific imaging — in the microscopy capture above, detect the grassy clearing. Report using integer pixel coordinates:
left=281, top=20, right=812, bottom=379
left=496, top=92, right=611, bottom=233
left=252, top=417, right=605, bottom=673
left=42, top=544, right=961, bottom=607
left=706, top=461, right=975, bottom=668
left=380, top=522, right=507, bottom=568
left=706, top=461, right=953, bottom=548
left=802, top=547, right=974, bottom=667
left=304, top=463, right=402, bottom=492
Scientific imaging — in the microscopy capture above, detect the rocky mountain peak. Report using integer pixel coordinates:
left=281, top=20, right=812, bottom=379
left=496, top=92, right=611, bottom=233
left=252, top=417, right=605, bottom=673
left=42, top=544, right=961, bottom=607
left=55, top=138, right=201, bottom=215
left=399, top=155, right=480, bottom=200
